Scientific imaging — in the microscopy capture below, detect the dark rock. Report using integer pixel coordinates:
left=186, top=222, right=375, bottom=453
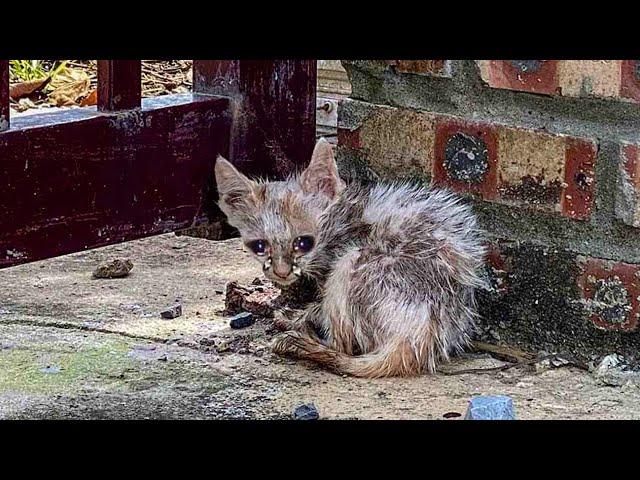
left=293, top=403, right=319, bottom=420
left=92, top=259, right=133, bottom=279
left=464, top=395, right=516, bottom=420
left=443, top=411, right=462, bottom=419
left=229, top=312, right=255, bottom=329
left=160, top=303, right=182, bottom=319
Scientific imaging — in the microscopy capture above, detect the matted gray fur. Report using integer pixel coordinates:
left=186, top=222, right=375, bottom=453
left=214, top=138, right=487, bottom=378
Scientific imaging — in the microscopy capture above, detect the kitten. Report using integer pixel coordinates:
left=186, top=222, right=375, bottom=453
left=214, top=138, right=486, bottom=378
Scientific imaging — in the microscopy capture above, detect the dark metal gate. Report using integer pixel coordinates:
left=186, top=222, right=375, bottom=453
left=0, top=60, right=317, bottom=268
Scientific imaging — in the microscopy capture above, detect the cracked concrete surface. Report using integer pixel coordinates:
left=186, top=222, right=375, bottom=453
left=1, top=233, right=639, bottom=419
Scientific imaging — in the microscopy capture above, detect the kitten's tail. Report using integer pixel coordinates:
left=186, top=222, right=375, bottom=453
left=273, top=332, right=425, bottom=378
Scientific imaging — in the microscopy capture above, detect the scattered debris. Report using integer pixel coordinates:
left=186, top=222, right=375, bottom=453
left=535, top=354, right=572, bottom=373
left=223, top=276, right=319, bottom=320
left=160, top=303, right=182, bottom=319
left=471, top=341, right=535, bottom=364
left=229, top=312, right=255, bottom=329
left=223, top=279, right=281, bottom=318
left=92, top=259, right=133, bottom=279
left=464, top=395, right=516, bottom=420
left=594, top=353, right=640, bottom=387
left=293, top=403, right=320, bottom=420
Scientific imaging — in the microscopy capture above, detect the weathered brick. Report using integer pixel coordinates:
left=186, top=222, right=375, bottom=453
left=615, top=143, right=640, bottom=227
left=433, top=118, right=596, bottom=219
left=620, top=60, right=640, bottom=103
left=562, top=138, right=597, bottom=220
left=477, top=60, right=559, bottom=96
left=338, top=104, right=436, bottom=180
left=387, top=60, right=450, bottom=77
left=557, top=60, right=621, bottom=98
left=339, top=100, right=597, bottom=219
left=433, top=118, right=499, bottom=200
left=496, top=127, right=566, bottom=209
left=577, top=257, right=640, bottom=332
left=479, top=60, right=640, bottom=104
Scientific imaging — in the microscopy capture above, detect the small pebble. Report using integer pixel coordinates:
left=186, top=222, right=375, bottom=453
left=160, top=303, right=182, bottom=319
left=40, top=365, right=61, bottom=374
left=92, top=259, right=133, bottom=279
left=229, top=312, right=255, bottom=329
left=464, top=395, right=516, bottom=420
left=293, top=403, right=319, bottom=420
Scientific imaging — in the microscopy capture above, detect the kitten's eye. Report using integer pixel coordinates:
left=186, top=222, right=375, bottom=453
left=293, top=236, right=315, bottom=254
left=247, top=239, right=268, bottom=256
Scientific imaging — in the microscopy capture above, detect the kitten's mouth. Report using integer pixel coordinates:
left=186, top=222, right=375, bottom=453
left=263, top=259, right=301, bottom=286
left=267, top=274, right=298, bottom=286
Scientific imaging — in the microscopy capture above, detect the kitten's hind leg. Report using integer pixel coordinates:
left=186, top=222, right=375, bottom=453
left=272, top=307, right=304, bottom=332
left=273, top=302, right=328, bottom=340
left=272, top=331, right=420, bottom=378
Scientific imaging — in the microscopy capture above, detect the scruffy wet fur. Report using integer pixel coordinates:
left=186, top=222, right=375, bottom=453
left=214, top=139, right=486, bottom=378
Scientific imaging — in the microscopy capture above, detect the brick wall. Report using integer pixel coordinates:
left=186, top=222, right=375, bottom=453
left=337, top=60, right=640, bottom=362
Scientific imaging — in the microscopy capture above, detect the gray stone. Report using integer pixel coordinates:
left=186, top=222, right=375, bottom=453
left=464, top=395, right=516, bottom=420
left=594, top=354, right=640, bottom=387
left=293, top=403, right=319, bottom=420
left=229, top=312, right=255, bottom=329
left=92, top=259, right=133, bottom=279
left=160, top=303, right=182, bottom=319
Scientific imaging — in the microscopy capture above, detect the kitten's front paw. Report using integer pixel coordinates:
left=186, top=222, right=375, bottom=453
left=273, top=308, right=301, bottom=332
left=271, top=331, right=308, bottom=357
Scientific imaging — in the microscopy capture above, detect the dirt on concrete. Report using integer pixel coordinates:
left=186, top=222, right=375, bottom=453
left=1, top=233, right=639, bottom=420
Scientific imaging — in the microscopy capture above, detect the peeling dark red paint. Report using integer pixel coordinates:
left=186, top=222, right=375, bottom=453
left=0, top=60, right=9, bottom=131
left=193, top=60, right=317, bottom=180
left=0, top=94, right=230, bottom=268
left=97, top=60, right=142, bottom=111
left=1, top=61, right=317, bottom=268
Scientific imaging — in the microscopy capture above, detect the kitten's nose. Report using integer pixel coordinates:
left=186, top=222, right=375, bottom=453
left=272, top=259, right=292, bottom=279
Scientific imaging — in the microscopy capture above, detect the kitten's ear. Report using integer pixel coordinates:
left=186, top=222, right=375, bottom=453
left=300, top=138, right=345, bottom=199
left=215, top=155, right=257, bottom=210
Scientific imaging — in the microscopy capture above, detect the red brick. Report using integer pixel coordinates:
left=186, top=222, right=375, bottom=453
left=620, top=60, right=640, bottom=103
left=615, top=143, right=640, bottom=227
left=485, top=242, right=510, bottom=295
left=478, top=60, right=559, bottom=96
left=479, top=60, right=640, bottom=104
left=577, top=257, right=640, bottom=332
left=337, top=127, right=361, bottom=150
left=561, top=138, right=597, bottom=220
left=433, top=118, right=499, bottom=200
left=339, top=101, right=597, bottom=219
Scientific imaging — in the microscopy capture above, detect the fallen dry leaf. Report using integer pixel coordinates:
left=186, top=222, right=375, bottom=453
left=48, top=67, right=92, bottom=107
left=9, top=77, right=51, bottom=100
left=80, top=89, right=97, bottom=107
